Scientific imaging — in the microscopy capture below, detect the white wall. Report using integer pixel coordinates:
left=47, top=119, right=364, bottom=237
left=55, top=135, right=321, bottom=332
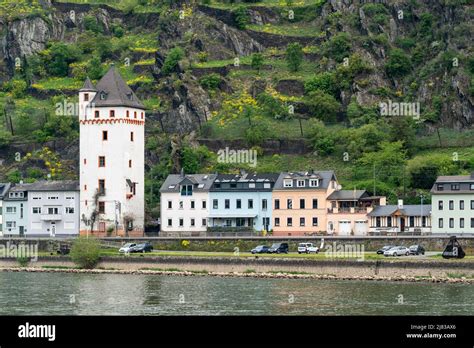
left=160, top=191, right=209, bottom=232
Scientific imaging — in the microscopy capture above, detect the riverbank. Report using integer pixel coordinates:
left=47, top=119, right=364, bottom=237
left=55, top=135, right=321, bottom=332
left=1, top=256, right=473, bottom=283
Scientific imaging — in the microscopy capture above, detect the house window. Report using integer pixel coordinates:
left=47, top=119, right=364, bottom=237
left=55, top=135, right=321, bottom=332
left=202, top=219, right=206, bottom=226
left=236, top=199, right=241, bottom=209
left=312, top=217, right=318, bottom=226
left=287, top=199, right=292, bottom=209
left=167, top=201, right=172, bottom=209
left=100, top=92, right=106, bottom=100
left=312, top=199, right=318, bottom=209
left=225, top=219, right=232, bottom=227
left=387, top=216, right=392, bottom=227
left=274, top=199, right=280, bottom=210
left=180, top=185, right=193, bottom=196
left=460, top=218, right=464, bottom=228
left=84, top=93, right=89, bottom=101
left=287, top=217, right=293, bottom=227
left=437, top=184, right=443, bottom=191
left=6, top=207, right=16, bottom=213
left=297, top=180, right=305, bottom=187
left=129, top=160, right=132, bottom=168
left=449, top=218, right=454, bottom=228
left=236, top=218, right=245, bottom=227
left=95, top=111, right=100, bottom=118
left=309, top=179, right=319, bottom=187
left=179, top=201, right=183, bottom=209
left=248, top=199, right=253, bottom=209
left=409, top=216, right=415, bottom=227
left=98, top=179, right=105, bottom=194
left=191, top=200, right=195, bottom=209
left=65, top=207, right=74, bottom=214
left=283, top=179, right=293, bottom=187
left=225, top=199, right=230, bottom=209
left=451, top=184, right=460, bottom=190
left=179, top=218, right=184, bottom=227
left=439, top=218, right=443, bottom=228
left=32, top=207, right=41, bottom=214
left=202, top=200, right=207, bottom=209
left=471, top=218, right=474, bottom=228
left=213, top=200, right=218, bottom=209
left=262, top=199, right=267, bottom=211
left=126, top=110, right=130, bottom=118
left=471, top=184, right=474, bottom=190
left=249, top=183, right=255, bottom=189
left=102, top=131, right=108, bottom=140
left=460, top=200, right=464, bottom=210
left=6, top=221, right=16, bottom=228
left=471, top=200, right=474, bottom=210
left=110, top=110, right=115, bottom=117
left=99, top=156, right=106, bottom=167
left=190, top=219, right=195, bottom=227
left=449, top=200, right=454, bottom=210
left=438, top=201, right=443, bottom=210
left=275, top=217, right=280, bottom=227
left=48, top=196, right=59, bottom=200
left=422, top=217, right=426, bottom=227
left=98, top=202, right=105, bottom=214
left=376, top=217, right=381, bottom=228
left=167, top=219, right=172, bottom=227
left=300, top=199, right=305, bottom=209
left=300, top=217, right=305, bottom=227
left=130, top=132, right=134, bottom=142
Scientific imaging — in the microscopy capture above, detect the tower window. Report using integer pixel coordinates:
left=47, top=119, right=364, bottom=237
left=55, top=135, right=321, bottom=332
left=110, top=110, right=115, bottom=117
left=98, top=202, right=105, bottom=214
left=83, top=158, right=87, bottom=165
left=98, top=156, right=105, bottom=167
left=95, top=111, right=100, bottom=118
left=84, top=185, right=87, bottom=191
left=130, top=132, right=134, bottom=142
left=129, top=160, right=132, bottom=168
left=134, top=111, right=137, bottom=119
left=141, top=112, right=144, bottom=119
left=100, top=92, right=106, bottom=100
left=98, top=179, right=105, bottom=195
left=84, top=93, right=89, bottom=101
left=102, top=131, right=108, bottom=140
left=126, top=110, right=129, bottom=118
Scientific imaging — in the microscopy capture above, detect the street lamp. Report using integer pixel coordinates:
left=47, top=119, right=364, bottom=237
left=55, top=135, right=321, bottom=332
left=419, top=193, right=425, bottom=235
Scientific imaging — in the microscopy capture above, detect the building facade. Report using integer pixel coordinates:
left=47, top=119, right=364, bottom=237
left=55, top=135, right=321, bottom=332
left=0, top=183, right=11, bottom=236
left=272, top=171, right=338, bottom=236
left=79, top=67, right=145, bottom=236
left=208, top=173, right=278, bottom=232
left=2, top=183, right=30, bottom=237
left=431, top=174, right=474, bottom=234
left=368, top=200, right=431, bottom=234
left=160, top=173, right=217, bottom=235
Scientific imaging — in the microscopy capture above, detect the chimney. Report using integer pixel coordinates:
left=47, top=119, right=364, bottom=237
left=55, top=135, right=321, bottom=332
left=471, top=172, right=474, bottom=179
left=398, top=199, right=403, bottom=209
left=180, top=168, right=184, bottom=178
left=19, top=180, right=24, bottom=185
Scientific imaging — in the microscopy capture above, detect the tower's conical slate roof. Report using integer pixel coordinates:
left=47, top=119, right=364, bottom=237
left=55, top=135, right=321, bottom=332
left=80, top=77, right=96, bottom=92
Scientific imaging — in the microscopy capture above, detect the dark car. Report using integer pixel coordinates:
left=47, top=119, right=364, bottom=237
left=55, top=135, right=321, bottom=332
left=130, top=242, right=153, bottom=253
left=376, top=245, right=394, bottom=255
left=409, top=245, right=425, bottom=255
left=251, top=245, right=269, bottom=254
left=56, top=244, right=70, bottom=255
left=267, top=243, right=289, bottom=254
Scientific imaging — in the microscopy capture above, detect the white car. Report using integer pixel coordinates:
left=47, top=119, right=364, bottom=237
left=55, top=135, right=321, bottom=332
left=119, top=243, right=137, bottom=253
left=384, top=246, right=410, bottom=257
left=298, top=243, right=319, bottom=254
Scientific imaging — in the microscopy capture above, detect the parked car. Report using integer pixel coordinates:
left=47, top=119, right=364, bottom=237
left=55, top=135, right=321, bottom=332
left=384, top=246, right=410, bottom=257
left=56, top=244, right=70, bottom=255
left=130, top=242, right=153, bottom=253
left=376, top=245, right=395, bottom=255
left=409, top=245, right=425, bottom=255
left=119, top=243, right=137, bottom=253
left=297, top=243, right=319, bottom=254
left=251, top=245, right=269, bottom=254
left=267, top=243, right=289, bottom=254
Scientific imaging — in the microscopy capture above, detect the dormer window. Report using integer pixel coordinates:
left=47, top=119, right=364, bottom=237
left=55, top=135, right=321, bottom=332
left=127, top=93, right=133, bottom=101
left=100, top=92, right=107, bottom=100
left=297, top=180, right=305, bottom=188
left=180, top=184, right=193, bottom=196
left=309, top=179, right=319, bottom=187
left=437, top=184, right=444, bottom=191
left=284, top=179, right=293, bottom=187
left=451, top=184, right=460, bottom=191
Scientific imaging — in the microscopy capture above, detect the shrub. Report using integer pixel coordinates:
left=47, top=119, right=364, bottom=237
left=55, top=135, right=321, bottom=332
left=70, top=237, right=101, bottom=269
left=233, top=6, right=249, bottom=30
left=304, top=72, right=338, bottom=96
left=251, top=52, right=264, bottom=72
left=385, top=48, right=411, bottom=77
left=286, top=42, right=303, bottom=72
left=17, top=256, right=30, bottom=267
left=245, top=124, right=267, bottom=146
left=324, top=33, right=351, bottom=63
left=306, top=90, right=340, bottom=122
left=199, top=73, right=221, bottom=90
left=162, top=47, right=184, bottom=75
left=83, top=15, right=104, bottom=33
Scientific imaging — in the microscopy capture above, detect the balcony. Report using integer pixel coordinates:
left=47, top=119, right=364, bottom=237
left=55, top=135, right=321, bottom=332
left=327, top=207, right=368, bottom=214
left=40, top=214, right=62, bottom=221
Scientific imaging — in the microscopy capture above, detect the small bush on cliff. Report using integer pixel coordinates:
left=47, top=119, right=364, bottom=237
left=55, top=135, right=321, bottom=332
left=70, top=237, right=101, bottom=269
left=162, top=47, right=184, bottom=75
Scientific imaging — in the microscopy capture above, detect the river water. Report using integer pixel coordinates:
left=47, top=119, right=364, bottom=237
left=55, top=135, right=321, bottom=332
left=0, top=272, right=472, bottom=315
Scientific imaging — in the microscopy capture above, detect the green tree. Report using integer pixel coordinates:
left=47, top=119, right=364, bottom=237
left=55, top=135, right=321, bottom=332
left=324, top=33, right=351, bottom=63
left=162, top=47, right=184, bottom=75
left=233, top=6, right=249, bottom=30
left=70, top=237, right=101, bottom=269
left=286, top=42, right=303, bottom=72
left=251, top=53, right=264, bottom=72
left=88, top=56, right=104, bottom=80
left=306, top=119, right=335, bottom=155
left=385, top=48, right=411, bottom=77
left=42, top=42, right=82, bottom=77
left=306, top=90, right=340, bottom=122
left=304, top=72, right=338, bottom=96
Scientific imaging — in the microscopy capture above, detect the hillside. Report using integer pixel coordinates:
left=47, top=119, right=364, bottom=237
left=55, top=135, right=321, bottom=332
left=0, top=0, right=473, bottom=223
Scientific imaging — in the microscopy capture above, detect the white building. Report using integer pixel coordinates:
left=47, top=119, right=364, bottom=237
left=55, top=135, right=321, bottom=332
left=79, top=66, right=145, bottom=236
left=160, top=172, right=217, bottom=236
left=431, top=174, right=474, bottom=234
left=0, top=183, right=11, bottom=236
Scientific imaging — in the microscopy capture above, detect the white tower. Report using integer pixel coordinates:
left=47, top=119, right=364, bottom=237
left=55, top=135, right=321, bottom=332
left=79, top=66, right=145, bottom=236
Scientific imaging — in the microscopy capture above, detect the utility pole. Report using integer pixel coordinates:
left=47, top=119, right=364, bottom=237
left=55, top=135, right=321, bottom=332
left=373, top=163, right=376, bottom=196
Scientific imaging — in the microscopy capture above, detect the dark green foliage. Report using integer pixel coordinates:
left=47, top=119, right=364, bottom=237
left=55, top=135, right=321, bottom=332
left=83, top=15, right=104, bottom=34
left=306, top=90, right=340, bottom=122
left=385, top=48, right=412, bottom=77
left=257, top=93, right=290, bottom=120
left=70, top=237, right=101, bottom=269
left=251, top=53, right=264, bottom=72
left=306, top=119, right=335, bottom=155
left=245, top=124, right=267, bottom=146
left=285, top=42, right=303, bottom=72
left=41, top=42, right=82, bottom=77
left=324, top=33, right=351, bottom=63
left=162, top=47, right=184, bottom=75
left=233, top=6, right=249, bottom=30
left=181, top=146, right=213, bottom=174
left=304, top=72, right=338, bottom=96
left=199, top=73, right=222, bottom=91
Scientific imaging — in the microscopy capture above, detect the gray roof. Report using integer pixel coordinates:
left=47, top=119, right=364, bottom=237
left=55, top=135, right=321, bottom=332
left=368, top=205, right=431, bottom=217
left=327, top=190, right=368, bottom=201
left=431, top=174, right=474, bottom=194
left=0, top=183, right=11, bottom=199
left=89, top=66, right=145, bottom=109
left=274, top=171, right=337, bottom=190
left=211, top=173, right=279, bottom=192
left=80, top=77, right=97, bottom=92
left=26, top=180, right=79, bottom=192
left=160, top=174, right=217, bottom=193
